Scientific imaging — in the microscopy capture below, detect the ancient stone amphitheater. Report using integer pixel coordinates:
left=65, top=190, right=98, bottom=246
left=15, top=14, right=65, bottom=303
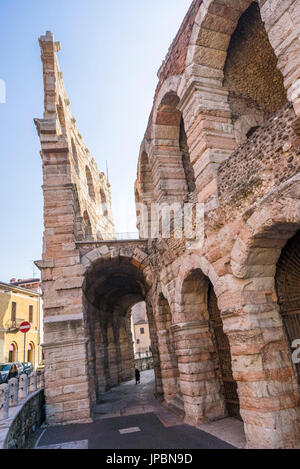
left=35, top=0, right=300, bottom=449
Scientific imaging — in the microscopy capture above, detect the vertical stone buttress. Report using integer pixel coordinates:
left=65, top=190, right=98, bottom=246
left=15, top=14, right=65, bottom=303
left=34, top=32, right=115, bottom=425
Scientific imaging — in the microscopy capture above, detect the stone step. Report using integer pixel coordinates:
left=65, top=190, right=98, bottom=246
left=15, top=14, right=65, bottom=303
left=166, top=396, right=185, bottom=421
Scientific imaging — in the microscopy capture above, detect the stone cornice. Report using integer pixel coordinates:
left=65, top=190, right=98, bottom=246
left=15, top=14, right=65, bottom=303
left=42, top=337, right=88, bottom=350
left=170, top=320, right=209, bottom=333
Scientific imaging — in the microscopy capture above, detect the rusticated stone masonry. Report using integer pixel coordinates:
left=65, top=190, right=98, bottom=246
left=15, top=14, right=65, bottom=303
left=35, top=0, right=300, bottom=450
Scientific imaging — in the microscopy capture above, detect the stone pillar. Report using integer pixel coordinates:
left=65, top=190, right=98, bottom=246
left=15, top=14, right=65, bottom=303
left=0, top=384, right=9, bottom=420
left=8, top=378, right=19, bottom=407
left=220, top=284, right=300, bottom=449
left=43, top=330, right=91, bottom=425
left=29, top=372, right=38, bottom=393
left=119, top=316, right=135, bottom=382
left=155, top=298, right=179, bottom=402
left=156, top=328, right=179, bottom=402
left=178, top=77, right=236, bottom=207
left=260, top=0, right=300, bottom=117
left=172, top=320, right=226, bottom=425
left=146, top=301, right=163, bottom=398
left=19, top=374, right=29, bottom=399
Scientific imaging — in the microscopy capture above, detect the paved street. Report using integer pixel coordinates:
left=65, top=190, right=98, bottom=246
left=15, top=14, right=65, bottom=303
left=36, top=371, right=237, bottom=450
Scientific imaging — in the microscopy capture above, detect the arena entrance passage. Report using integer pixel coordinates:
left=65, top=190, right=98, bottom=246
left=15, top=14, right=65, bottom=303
left=83, top=257, right=160, bottom=407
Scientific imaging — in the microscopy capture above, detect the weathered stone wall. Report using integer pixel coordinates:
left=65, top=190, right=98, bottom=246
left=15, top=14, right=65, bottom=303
left=218, top=102, right=300, bottom=220
left=133, top=0, right=300, bottom=450
left=3, top=390, right=45, bottom=449
left=35, top=0, right=300, bottom=451
left=34, top=31, right=115, bottom=426
left=224, top=2, right=287, bottom=119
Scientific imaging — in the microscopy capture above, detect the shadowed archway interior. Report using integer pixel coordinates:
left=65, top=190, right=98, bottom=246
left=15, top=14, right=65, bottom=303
left=276, top=230, right=300, bottom=384
left=83, top=258, right=160, bottom=407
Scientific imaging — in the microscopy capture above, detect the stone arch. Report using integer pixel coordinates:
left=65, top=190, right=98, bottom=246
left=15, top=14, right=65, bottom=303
left=81, top=246, right=154, bottom=287
left=151, top=90, right=194, bottom=202
left=71, top=137, right=79, bottom=172
left=100, top=189, right=108, bottom=217
left=175, top=252, right=219, bottom=313
left=233, top=112, right=265, bottom=145
left=174, top=267, right=228, bottom=424
left=152, top=75, right=182, bottom=126
left=136, top=151, right=155, bottom=238
left=81, top=247, right=161, bottom=404
left=82, top=210, right=93, bottom=238
left=276, top=230, right=300, bottom=384
left=155, top=293, right=180, bottom=406
left=140, top=152, right=154, bottom=195
left=231, top=194, right=300, bottom=280
left=178, top=0, right=299, bottom=204
left=226, top=195, right=300, bottom=448
left=187, top=0, right=298, bottom=114
left=57, top=95, right=66, bottom=133
left=85, top=166, right=96, bottom=201
left=223, top=2, right=287, bottom=137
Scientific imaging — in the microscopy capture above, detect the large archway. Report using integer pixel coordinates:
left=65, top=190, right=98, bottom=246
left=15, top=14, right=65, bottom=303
left=229, top=199, right=300, bottom=448
left=176, top=268, right=240, bottom=424
left=156, top=294, right=181, bottom=412
left=152, top=91, right=195, bottom=203
left=208, top=284, right=241, bottom=419
left=276, top=230, right=300, bottom=384
left=83, top=255, right=161, bottom=411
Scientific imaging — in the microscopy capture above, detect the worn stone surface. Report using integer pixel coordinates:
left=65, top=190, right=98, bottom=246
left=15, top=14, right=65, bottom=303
left=34, top=0, right=300, bottom=450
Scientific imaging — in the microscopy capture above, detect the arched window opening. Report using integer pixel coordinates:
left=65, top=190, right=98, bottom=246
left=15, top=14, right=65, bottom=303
left=83, top=210, right=92, bottom=238
left=181, top=269, right=241, bottom=422
left=57, top=96, right=66, bottom=132
left=85, top=166, right=96, bottom=201
left=224, top=2, right=287, bottom=143
left=140, top=152, right=154, bottom=195
left=9, top=342, right=18, bottom=362
left=179, top=118, right=196, bottom=193
left=100, top=189, right=108, bottom=217
left=71, top=138, right=79, bottom=171
left=156, top=92, right=194, bottom=197
left=157, top=294, right=180, bottom=405
left=27, top=343, right=35, bottom=364
left=208, top=283, right=241, bottom=420
left=276, top=230, right=300, bottom=384
left=246, top=126, right=260, bottom=139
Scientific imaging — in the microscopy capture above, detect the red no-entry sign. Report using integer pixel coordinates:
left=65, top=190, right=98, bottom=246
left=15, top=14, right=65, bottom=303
left=19, top=322, right=31, bottom=334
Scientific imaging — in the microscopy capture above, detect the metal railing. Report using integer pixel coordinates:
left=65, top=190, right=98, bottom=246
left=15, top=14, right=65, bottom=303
left=4, top=318, right=25, bottom=332
left=78, top=232, right=143, bottom=243
left=134, top=351, right=153, bottom=360
left=106, top=232, right=140, bottom=241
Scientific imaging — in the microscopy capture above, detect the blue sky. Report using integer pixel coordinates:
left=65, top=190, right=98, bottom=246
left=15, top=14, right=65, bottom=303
left=0, top=0, right=191, bottom=282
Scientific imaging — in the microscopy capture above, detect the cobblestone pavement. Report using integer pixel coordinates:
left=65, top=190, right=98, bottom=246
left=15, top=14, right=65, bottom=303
left=35, top=371, right=238, bottom=450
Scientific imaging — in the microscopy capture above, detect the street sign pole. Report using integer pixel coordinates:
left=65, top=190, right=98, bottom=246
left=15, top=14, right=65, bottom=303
left=19, top=322, right=31, bottom=364
left=24, top=332, right=26, bottom=363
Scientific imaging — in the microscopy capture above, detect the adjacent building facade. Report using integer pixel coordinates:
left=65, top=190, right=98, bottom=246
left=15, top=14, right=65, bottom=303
left=131, top=302, right=151, bottom=356
left=0, top=279, right=42, bottom=367
left=35, top=0, right=300, bottom=449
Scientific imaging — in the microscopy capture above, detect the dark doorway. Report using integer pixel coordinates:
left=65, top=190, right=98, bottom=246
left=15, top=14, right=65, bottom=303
left=276, top=230, right=300, bottom=384
left=208, top=285, right=241, bottom=419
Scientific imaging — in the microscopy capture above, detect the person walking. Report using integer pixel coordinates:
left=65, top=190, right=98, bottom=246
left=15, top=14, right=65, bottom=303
left=135, top=368, right=140, bottom=385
